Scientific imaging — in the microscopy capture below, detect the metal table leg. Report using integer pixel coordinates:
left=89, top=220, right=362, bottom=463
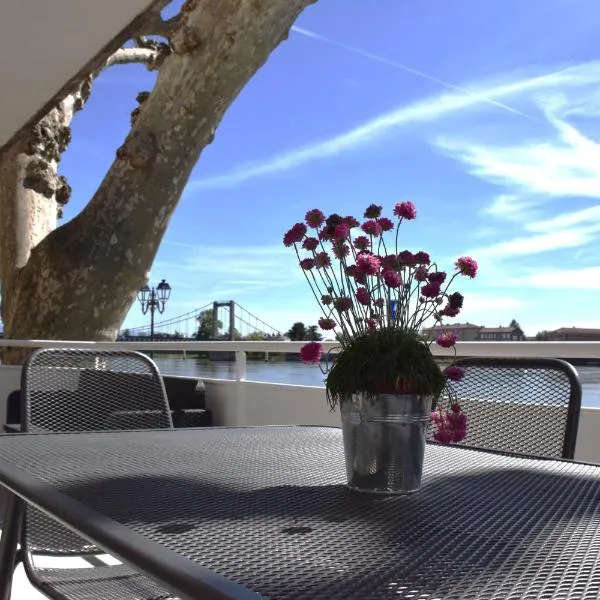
left=0, top=492, right=23, bottom=600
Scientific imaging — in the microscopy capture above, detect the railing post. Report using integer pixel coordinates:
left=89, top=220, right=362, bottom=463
left=234, top=351, right=247, bottom=426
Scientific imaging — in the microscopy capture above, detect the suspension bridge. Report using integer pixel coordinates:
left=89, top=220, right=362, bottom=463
left=119, top=301, right=283, bottom=341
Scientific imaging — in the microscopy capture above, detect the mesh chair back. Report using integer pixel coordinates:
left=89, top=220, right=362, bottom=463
left=430, top=357, right=582, bottom=459
left=20, top=348, right=173, bottom=557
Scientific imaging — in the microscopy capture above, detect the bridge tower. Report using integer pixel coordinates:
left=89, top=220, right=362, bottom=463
left=212, top=300, right=235, bottom=340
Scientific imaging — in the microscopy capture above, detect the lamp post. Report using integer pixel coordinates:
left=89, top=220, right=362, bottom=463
left=137, top=279, right=172, bottom=342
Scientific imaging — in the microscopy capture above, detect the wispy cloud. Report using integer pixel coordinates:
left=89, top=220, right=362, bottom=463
left=520, top=266, right=600, bottom=290
left=190, top=62, right=593, bottom=191
left=291, top=27, right=532, bottom=119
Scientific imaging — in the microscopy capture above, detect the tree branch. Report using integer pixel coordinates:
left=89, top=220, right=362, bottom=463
left=104, top=47, right=163, bottom=70
left=137, top=13, right=181, bottom=38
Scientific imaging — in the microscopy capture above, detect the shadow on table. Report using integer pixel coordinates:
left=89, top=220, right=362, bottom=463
left=61, top=465, right=600, bottom=599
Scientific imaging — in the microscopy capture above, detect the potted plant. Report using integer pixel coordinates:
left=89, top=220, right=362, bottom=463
left=283, top=202, right=478, bottom=494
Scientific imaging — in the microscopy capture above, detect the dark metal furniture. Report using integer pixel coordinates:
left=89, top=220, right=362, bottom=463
left=2, top=426, right=600, bottom=599
left=17, top=348, right=175, bottom=600
left=431, top=357, right=582, bottom=458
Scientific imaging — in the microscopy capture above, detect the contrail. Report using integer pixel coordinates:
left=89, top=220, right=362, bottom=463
left=292, top=26, right=535, bottom=120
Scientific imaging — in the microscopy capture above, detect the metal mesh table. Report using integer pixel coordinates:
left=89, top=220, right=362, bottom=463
left=2, top=426, right=600, bottom=599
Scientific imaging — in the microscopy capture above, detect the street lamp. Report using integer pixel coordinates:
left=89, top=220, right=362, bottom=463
left=137, top=279, right=171, bottom=341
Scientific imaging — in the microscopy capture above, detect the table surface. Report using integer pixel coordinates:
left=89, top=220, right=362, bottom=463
left=1, top=426, right=600, bottom=600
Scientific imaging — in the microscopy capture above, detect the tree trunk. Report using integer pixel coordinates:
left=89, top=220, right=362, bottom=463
left=0, top=0, right=316, bottom=364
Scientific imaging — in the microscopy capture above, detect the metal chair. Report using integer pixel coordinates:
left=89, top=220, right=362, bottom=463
left=430, top=357, right=582, bottom=459
left=18, top=348, right=175, bottom=600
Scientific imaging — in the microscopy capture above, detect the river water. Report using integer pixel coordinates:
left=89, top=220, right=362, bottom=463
left=154, top=357, right=600, bottom=408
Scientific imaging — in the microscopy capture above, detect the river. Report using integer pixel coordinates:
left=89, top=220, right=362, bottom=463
left=154, top=357, right=600, bottom=408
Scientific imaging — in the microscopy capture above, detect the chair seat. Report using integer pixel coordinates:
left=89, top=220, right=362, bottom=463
left=33, top=563, right=176, bottom=600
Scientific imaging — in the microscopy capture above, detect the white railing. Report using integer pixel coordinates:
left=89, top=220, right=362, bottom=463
left=0, top=338, right=599, bottom=461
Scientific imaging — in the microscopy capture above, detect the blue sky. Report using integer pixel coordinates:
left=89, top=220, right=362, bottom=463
left=60, top=0, right=600, bottom=338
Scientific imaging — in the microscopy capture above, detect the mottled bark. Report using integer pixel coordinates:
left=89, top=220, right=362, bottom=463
left=0, top=0, right=317, bottom=362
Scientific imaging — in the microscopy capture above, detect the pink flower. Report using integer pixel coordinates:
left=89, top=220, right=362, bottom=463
left=364, top=204, right=382, bottom=218
left=380, top=254, right=399, bottom=270
left=366, top=318, right=377, bottom=330
left=421, top=282, right=441, bottom=298
left=321, top=294, right=333, bottom=305
left=383, top=270, right=402, bottom=288
left=299, top=258, right=315, bottom=270
left=448, top=292, right=464, bottom=309
left=398, top=250, right=416, bottom=266
left=414, top=266, right=428, bottom=282
left=315, top=252, right=331, bottom=268
left=444, top=365, right=465, bottom=382
left=334, top=223, right=350, bottom=240
left=455, top=256, right=478, bottom=278
left=436, top=331, right=458, bottom=348
left=334, top=297, right=353, bottom=312
left=345, top=265, right=358, bottom=277
left=414, top=251, right=431, bottom=265
left=283, top=223, right=307, bottom=247
left=428, top=271, right=446, bottom=284
left=305, top=209, right=326, bottom=228
left=355, top=287, right=371, bottom=306
left=300, top=342, right=323, bottom=364
left=353, top=236, right=371, bottom=251
left=431, top=406, right=468, bottom=443
left=356, top=253, right=381, bottom=276
left=302, top=237, right=319, bottom=251
left=393, top=201, right=417, bottom=220
left=361, top=220, right=382, bottom=237
left=378, top=217, right=394, bottom=232
left=343, top=216, right=360, bottom=228
left=439, top=305, right=460, bottom=318
left=374, top=298, right=385, bottom=307
left=332, top=242, right=350, bottom=259
left=318, top=317, right=336, bottom=330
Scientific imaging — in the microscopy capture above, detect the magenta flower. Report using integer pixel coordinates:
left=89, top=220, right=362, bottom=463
left=343, top=216, right=360, bottom=228
left=302, top=237, right=319, bottom=251
left=334, top=223, right=350, bottom=240
left=383, top=270, right=402, bottom=288
left=444, top=365, right=465, bottom=382
left=374, top=298, right=385, bottom=307
left=366, top=318, right=377, bottom=330
left=334, top=297, right=353, bottom=312
left=364, top=204, right=383, bottom=218
left=448, top=292, right=464, bottom=309
left=414, top=266, right=428, bottom=282
left=414, top=251, right=431, bottom=265
left=421, top=282, right=441, bottom=298
left=428, top=271, right=446, bottom=284
left=299, top=258, right=315, bottom=270
left=283, top=223, right=307, bottom=247
left=332, top=242, right=350, bottom=259
left=398, top=250, right=416, bottom=266
left=321, top=294, right=333, bottom=305
left=380, top=254, right=399, bottom=270
left=393, top=201, right=417, bottom=220
left=378, top=217, right=394, bottom=232
left=353, top=236, right=371, bottom=251
left=355, top=287, right=371, bottom=306
left=361, top=220, right=382, bottom=237
left=300, top=342, right=323, bottom=364
left=439, top=305, right=460, bottom=318
left=318, top=317, right=336, bottom=330
left=356, top=253, right=381, bottom=276
left=436, top=331, right=458, bottom=348
left=305, top=209, right=326, bottom=228
left=315, top=252, right=331, bottom=268
left=431, top=406, right=468, bottom=443
left=455, top=256, right=478, bottom=278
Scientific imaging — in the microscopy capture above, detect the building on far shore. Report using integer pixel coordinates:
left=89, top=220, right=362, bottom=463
left=546, top=327, right=600, bottom=341
left=422, top=323, right=526, bottom=342
left=422, top=323, right=482, bottom=342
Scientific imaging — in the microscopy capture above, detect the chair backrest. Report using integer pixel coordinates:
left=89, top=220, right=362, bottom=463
left=20, top=348, right=173, bottom=557
left=429, top=357, right=582, bottom=459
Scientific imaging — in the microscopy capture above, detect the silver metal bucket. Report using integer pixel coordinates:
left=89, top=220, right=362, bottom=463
left=340, top=393, right=432, bottom=494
